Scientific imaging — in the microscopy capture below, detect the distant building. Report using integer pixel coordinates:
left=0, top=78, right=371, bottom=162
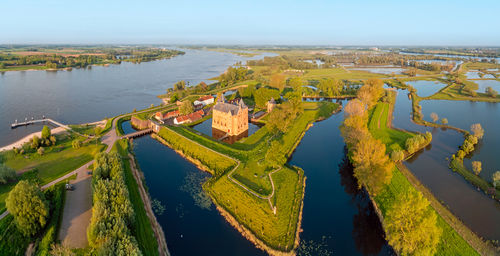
left=194, top=95, right=214, bottom=106
left=267, top=98, right=277, bottom=113
left=212, top=97, right=248, bottom=136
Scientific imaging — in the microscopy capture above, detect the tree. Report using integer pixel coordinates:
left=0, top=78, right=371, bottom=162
left=287, top=76, right=303, bottom=91
left=37, top=147, right=45, bottom=155
left=179, top=100, right=194, bottom=115
left=0, top=163, right=16, bottom=184
left=41, top=125, right=51, bottom=140
left=357, top=79, right=384, bottom=109
left=386, top=190, right=441, bottom=256
left=254, top=87, right=280, bottom=108
left=486, top=86, right=498, bottom=98
left=470, top=123, right=484, bottom=139
left=6, top=180, right=49, bottom=236
left=493, top=171, right=500, bottom=189
left=351, top=137, right=393, bottom=195
left=72, top=139, right=82, bottom=149
left=440, top=118, right=448, bottom=125
left=270, top=73, right=286, bottom=91
left=430, top=112, right=439, bottom=122
left=31, top=135, right=40, bottom=149
left=49, top=135, right=57, bottom=146
left=173, top=80, right=186, bottom=91
left=472, top=161, right=482, bottom=175
left=390, top=150, right=405, bottom=162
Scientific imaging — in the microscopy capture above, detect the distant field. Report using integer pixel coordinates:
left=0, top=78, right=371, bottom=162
left=302, top=68, right=389, bottom=80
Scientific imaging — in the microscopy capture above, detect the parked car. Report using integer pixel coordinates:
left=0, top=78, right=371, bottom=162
left=65, top=183, right=74, bottom=191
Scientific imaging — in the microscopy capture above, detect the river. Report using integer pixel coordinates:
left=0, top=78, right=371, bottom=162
left=0, top=49, right=274, bottom=146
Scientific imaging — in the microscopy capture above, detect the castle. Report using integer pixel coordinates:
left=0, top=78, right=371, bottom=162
left=212, top=97, right=248, bottom=136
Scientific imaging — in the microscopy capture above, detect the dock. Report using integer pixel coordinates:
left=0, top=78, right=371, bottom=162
left=11, top=117, right=71, bottom=131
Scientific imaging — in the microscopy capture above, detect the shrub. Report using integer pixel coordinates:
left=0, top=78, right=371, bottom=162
left=72, top=139, right=82, bottom=149
left=470, top=123, right=484, bottom=139
left=471, top=161, right=482, bottom=176
left=486, top=86, right=498, bottom=97
left=440, top=118, right=448, bottom=125
left=37, top=147, right=45, bottom=156
left=456, top=150, right=466, bottom=160
left=424, top=131, right=432, bottom=142
left=0, top=164, right=17, bottom=184
left=391, top=150, right=405, bottom=162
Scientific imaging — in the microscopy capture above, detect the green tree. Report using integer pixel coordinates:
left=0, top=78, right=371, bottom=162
left=486, top=86, right=498, bottom=97
left=287, top=76, right=303, bottom=91
left=6, top=180, right=49, bottom=236
left=390, top=150, right=405, bottom=162
left=179, top=100, right=194, bottom=115
left=0, top=163, right=16, bottom=184
left=174, top=80, right=186, bottom=91
left=31, top=135, right=40, bottom=149
left=72, top=139, right=82, bottom=149
left=254, top=87, right=280, bottom=108
left=41, top=125, right=51, bottom=140
left=471, top=161, right=482, bottom=175
left=386, top=190, right=441, bottom=256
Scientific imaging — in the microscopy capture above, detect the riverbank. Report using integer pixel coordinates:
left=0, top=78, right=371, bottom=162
left=0, top=127, right=66, bottom=152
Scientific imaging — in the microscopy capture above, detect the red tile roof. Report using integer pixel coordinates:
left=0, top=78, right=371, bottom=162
left=198, top=95, right=214, bottom=101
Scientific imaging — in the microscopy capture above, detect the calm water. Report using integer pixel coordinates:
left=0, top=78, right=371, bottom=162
left=132, top=136, right=267, bottom=256
left=350, top=67, right=405, bottom=75
left=406, top=80, right=447, bottom=97
left=420, top=100, right=500, bottom=183
left=289, top=109, right=392, bottom=255
left=391, top=89, right=500, bottom=240
left=0, top=49, right=275, bottom=146
left=121, top=120, right=136, bottom=135
left=473, top=79, right=500, bottom=93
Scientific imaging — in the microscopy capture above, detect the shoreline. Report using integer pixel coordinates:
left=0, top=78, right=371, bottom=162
left=0, top=127, right=66, bottom=152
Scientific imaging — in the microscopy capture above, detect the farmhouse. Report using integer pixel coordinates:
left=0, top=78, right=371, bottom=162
left=154, top=110, right=179, bottom=121
left=194, top=95, right=215, bottom=106
left=212, top=97, right=248, bottom=136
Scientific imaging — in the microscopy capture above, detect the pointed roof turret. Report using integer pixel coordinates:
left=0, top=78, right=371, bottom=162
left=238, top=98, right=247, bottom=109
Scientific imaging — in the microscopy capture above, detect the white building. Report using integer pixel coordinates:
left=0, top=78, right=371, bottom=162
left=193, top=95, right=214, bottom=106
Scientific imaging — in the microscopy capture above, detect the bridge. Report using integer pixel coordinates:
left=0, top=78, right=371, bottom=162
left=121, top=128, right=153, bottom=139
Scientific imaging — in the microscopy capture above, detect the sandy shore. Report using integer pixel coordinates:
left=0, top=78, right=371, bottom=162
left=0, top=127, right=66, bottom=152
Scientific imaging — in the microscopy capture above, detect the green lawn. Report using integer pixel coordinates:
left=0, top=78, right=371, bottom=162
left=112, top=139, right=159, bottom=256
left=302, top=68, right=389, bottom=80
left=368, top=102, right=414, bottom=152
left=0, top=134, right=104, bottom=213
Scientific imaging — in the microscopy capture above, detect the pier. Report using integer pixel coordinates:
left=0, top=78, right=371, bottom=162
left=11, top=117, right=71, bottom=131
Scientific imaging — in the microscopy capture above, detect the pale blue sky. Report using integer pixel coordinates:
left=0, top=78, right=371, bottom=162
left=2, top=0, right=499, bottom=45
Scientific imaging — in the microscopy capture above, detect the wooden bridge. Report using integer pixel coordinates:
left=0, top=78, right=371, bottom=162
left=121, top=128, right=153, bottom=139
left=11, top=117, right=71, bottom=130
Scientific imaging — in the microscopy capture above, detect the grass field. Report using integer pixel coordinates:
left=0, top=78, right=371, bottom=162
left=302, top=68, right=389, bottom=80
left=112, top=139, right=159, bottom=256
left=0, top=134, right=104, bottom=213
left=368, top=102, right=414, bottom=152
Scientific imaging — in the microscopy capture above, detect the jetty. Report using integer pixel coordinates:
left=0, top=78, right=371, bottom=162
left=11, top=117, right=71, bottom=131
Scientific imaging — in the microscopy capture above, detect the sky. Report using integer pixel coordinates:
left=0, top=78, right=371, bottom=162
left=2, top=0, right=500, bottom=46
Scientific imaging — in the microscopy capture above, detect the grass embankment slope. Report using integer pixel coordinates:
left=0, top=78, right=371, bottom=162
left=154, top=101, right=338, bottom=254
left=112, top=139, right=159, bottom=256
left=368, top=97, right=492, bottom=255
left=0, top=133, right=104, bottom=213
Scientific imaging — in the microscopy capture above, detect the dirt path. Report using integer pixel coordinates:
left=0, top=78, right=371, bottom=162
left=128, top=154, right=169, bottom=256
